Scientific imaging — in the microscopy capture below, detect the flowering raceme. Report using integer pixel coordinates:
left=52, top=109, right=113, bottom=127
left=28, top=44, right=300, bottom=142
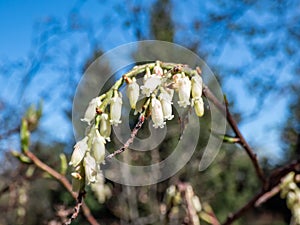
left=69, top=62, right=206, bottom=192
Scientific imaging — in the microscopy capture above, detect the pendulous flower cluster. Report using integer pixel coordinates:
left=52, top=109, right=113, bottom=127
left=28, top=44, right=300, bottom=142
left=280, top=172, right=300, bottom=224
left=69, top=62, right=205, bottom=192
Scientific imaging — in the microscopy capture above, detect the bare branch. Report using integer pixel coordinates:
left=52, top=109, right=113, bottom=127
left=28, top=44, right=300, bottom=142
left=106, top=114, right=145, bottom=159
left=202, top=85, right=266, bottom=184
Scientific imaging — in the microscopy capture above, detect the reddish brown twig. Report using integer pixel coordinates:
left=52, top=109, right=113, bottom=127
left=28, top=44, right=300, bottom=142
left=222, top=159, right=300, bottom=225
left=202, top=85, right=266, bottom=184
left=255, top=186, right=281, bottom=207
left=201, top=84, right=300, bottom=225
left=106, top=114, right=145, bottom=159
left=64, top=190, right=86, bottom=225
left=222, top=190, right=263, bottom=225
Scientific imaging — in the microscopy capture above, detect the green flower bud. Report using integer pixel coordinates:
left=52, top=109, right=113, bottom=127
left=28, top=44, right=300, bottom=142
left=194, top=98, right=204, bottom=117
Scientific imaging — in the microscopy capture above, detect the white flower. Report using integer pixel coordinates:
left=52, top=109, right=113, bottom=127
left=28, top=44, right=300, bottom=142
left=126, top=77, right=139, bottom=109
left=194, top=98, right=204, bottom=117
left=151, top=96, right=166, bottom=128
left=83, top=153, right=98, bottom=184
left=160, top=99, right=174, bottom=120
left=99, top=113, right=111, bottom=141
left=69, top=136, right=88, bottom=167
left=81, top=97, right=102, bottom=125
left=153, top=65, right=163, bottom=76
left=159, top=88, right=174, bottom=120
left=160, top=87, right=174, bottom=102
left=92, top=129, right=106, bottom=164
left=191, top=75, right=203, bottom=100
left=177, top=76, right=191, bottom=108
left=141, top=74, right=161, bottom=97
left=110, top=92, right=122, bottom=125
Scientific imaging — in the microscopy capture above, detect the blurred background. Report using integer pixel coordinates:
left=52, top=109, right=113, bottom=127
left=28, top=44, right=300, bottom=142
left=0, top=0, right=299, bottom=224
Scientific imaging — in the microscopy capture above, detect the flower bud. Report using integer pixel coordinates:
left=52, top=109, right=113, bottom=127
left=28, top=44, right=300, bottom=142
left=81, top=97, right=102, bottom=125
left=141, top=74, right=161, bottom=97
left=83, top=153, right=97, bottom=184
left=99, top=113, right=111, bottom=141
left=191, top=75, right=203, bottom=100
left=71, top=164, right=85, bottom=192
left=151, top=96, right=166, bottom=128
left=92, top=129, right=106, bottom=164
left=177, top=76, right=191, bottom=108
left=126, top=77, right=139, bottom=109
left=110, top=91, right=122, bottom=125
left=192, top=196, right=202, bottom=212
left=194, top=98, right=204, bottom=117
left=69, top=136, right=88, bottom=167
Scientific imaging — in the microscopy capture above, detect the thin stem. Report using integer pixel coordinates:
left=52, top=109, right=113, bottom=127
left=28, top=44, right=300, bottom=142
left=222, top=191, right=263, bottom=225
left=64, top=190, right=86, bottom=225
left=224, top=99, right=266, bottom=184
left=221, top=159, right=300, bottom=225
left=106, top=114, right=145, bottom=159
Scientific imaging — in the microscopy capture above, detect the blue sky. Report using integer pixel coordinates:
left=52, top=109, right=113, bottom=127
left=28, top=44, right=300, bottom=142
left=0, top=1, right=74, bottom=59
left=0, top=0, right=291, bottom=163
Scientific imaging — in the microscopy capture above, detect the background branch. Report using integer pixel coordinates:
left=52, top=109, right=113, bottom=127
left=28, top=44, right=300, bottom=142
left=202, top=85, right=266, bottom=184
left=202, top=84, right=300, bottom=224
left=222, top=160, right=300, bottom=225
left=24, top=151, right=100, bottom=225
